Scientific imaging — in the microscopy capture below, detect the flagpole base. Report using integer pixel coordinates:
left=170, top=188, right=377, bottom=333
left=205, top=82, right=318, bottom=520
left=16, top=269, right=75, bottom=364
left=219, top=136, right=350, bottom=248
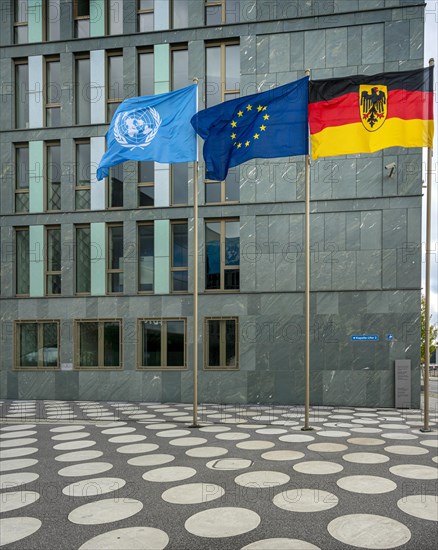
left=419, top=428, right=433, bottom=433
left=189, top=423, right=201, bottom=429
left=301, top=426, right=314, bottom=431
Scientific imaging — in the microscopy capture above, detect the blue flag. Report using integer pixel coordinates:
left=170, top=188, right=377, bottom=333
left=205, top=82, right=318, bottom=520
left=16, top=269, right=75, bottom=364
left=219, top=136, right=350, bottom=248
left=97, top=85, right=197, bottom=181
left=191, top=77, right=309, bottom=181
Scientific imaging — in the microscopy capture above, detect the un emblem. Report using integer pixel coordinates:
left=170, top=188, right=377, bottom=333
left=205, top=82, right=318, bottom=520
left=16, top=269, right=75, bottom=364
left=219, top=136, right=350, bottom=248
left=114, top=107, right=161, bottom=150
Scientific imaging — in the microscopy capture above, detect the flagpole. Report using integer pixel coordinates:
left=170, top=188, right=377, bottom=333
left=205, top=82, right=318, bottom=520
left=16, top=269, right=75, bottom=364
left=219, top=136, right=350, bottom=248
left=421, top=58, right=434, bottom=433
left=302, top=69, right=313, bottom=431
left=191, top=78, right=200, bottom=428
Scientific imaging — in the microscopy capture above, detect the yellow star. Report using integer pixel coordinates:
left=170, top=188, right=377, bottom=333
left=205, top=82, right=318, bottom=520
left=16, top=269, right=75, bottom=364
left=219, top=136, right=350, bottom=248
left=231, top=133, right=236, bottom=139
left=246, top=104, right=252, bottom=111
left=257, top=105, right=263, bottom=112
left=245, top=141, right=250, bottom=147
left=260, top=125, right=266, bottom=131
left=237, top=110, right=243, bottom=117
left=231, top=120, right=237, bottom=128
left=253, top=133, right=259, bottom=139
left=263, top=114, right=269, bottom=120
left=237, top=143, right=242, bottom=148
left=262, top=106, right=267, bottom=111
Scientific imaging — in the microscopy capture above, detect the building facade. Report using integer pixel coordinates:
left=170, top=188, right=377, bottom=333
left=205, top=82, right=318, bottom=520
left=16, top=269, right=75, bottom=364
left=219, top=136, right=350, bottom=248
left=0, top=0, right=425, bottom=407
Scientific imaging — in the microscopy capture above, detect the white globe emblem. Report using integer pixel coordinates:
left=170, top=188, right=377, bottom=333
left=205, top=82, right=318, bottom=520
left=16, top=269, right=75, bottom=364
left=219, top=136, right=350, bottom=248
left=114, top=107, right=161, bottom=150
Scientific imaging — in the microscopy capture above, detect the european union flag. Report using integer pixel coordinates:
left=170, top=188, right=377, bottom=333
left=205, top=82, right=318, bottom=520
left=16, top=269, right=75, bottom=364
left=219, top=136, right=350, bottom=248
left=97, top=85, right=197, bottom=181
left=191, top=77, right=309, bottom=181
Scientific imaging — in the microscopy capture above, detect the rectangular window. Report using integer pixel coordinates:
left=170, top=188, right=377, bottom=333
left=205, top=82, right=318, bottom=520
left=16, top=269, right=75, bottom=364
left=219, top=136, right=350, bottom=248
left=205, top=219, right=240, bottom=291
left=206, top=42, right=240, bottom=107
left=205, top=317, right=238, bottom=369
left=171, top=222, right=188, bottom=292
left=16, top=228, right=29, bottom=296
left=14, top=0, right=28, bottom=43
left=15, top=61, right=29, bottom=129
left=171, top=0, right=189, bottom=29
left=205, top=167, right=240, bottom=204
left=46, top=0, right=61, bottom=41
left=45, top=57, right=61, bottom=127
left=138, top=161, right=154, bottom=207
left=108, top=0, right=123, bottom=35
left=138, top=50, right=154, bottom=96
left=138, top=224, right=154, bottom=292
left=74, top=0, right=90, bottom=37
left=75, top=140, right=91, bottom=210
left=46, top=226, right=61, bottom=295
left=107, top=51, right=123, bottom=121
left=15, top=321, right=59, bottom=369
left=75, top=55, right=91, bottom=125
left=75, top=320, right=122, bottom=369
left=138, top=319, right=186, bottom=369
left=108, top=163, right=124, bottom=208
left=107, top=224, right=124, bottom=294
left=138, top=0, right=154, bottom=32
left=205, top=0, right=240, bottom=25
left=76, top=225, right=91, bottom=294
left=15, top=144, right=29, bottom=213
left=46, top=142, right=61, bottom=211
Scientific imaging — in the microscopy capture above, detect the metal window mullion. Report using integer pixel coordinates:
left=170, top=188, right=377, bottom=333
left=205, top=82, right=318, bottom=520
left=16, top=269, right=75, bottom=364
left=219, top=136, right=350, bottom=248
left=38, top=323, right=44, bottom=368
left=220, top=44, right=226, bottom=103
left=98, top=322, right=104, bottom=368
left=161, top=321, right=167, bottom=367
left=219, top=319, right=226, bottom=366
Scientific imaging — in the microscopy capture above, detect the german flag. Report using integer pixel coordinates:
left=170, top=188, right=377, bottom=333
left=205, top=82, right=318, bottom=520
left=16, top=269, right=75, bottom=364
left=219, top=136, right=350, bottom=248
left=309, top=67, right=434, bottom=159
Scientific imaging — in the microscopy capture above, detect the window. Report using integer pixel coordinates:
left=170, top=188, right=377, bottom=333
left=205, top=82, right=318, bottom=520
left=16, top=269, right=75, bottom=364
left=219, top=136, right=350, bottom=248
left=46, top=0, right=61, bottom=41
left=205, top=219, right=240, bottom=290
left=171, top=0, right=189, bottom=29
left=46, top=226, right=61, bottom=295
left=205, top=167, right=240, bottom=204
left=138, top=224, right=154, bottom=292
left=205, top=0, right=240, bottom=25
left=75, top=320, right=121, bottom=369
left=107, top=224, right=124, bottom=294
left=107, top=51, right=123, bottom=121
left=75, top=141, right=91, bottom=210
left=108, top=163, right=124, bottom=208
left=205, top=317, right=238, bottom=369
left=16, top=228, right=29, bottom=296
left=15, top=322, right=59, bottom=369
left=74, top=0, right=90, bottom=38
left=171, top=222, right=188, bottom=292
left=76, top=225, right=91, bottom=294
left=138, top=50, right=154, bottom=96
left=14, top=0, right=28, bottom=43
left=171, top=164, right=188, bottom=206
left=138, top=0, right=154, bottom=32
left=206, top=42, right=240, bottom=107
left=75, top=55, right=90, bottom=124
left=15, top=145, right=29, bottom=213
left=46, top=142, right=61, bottom=211
left=108, top=0, right=123, bottom=35
left=15, top=60, right=29, bottom=129
left=45, top=57, right=61, bottom=127
left=138, top=161, right=154, bottom=207
left=138, top=319, right=186, bottom=369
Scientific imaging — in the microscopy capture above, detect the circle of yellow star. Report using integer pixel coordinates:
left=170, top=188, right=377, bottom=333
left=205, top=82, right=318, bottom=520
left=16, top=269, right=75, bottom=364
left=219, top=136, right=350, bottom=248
left=263, top=114, right=269, bottom=120
left=257, top=105, right=263, bottom=112
left=245, top=141, right=250, bottom=147
left=231, top=133, right=236, bottom=139
left=260, top=125, right=266, bottom=131
left=237, top=143, right=242, bottom=148
left=237, top=110, right=243, bottom=117
left=231, top=120, right=237, bottom=128
left=253, top=133, right=259, bottom=139
left=246, top=104, right=252, bottom=111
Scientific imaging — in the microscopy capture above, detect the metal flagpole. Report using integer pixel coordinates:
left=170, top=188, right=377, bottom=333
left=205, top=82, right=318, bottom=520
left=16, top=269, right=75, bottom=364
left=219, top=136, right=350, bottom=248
left=191, top=78, right=200, bottom=428
left=421, top=58, right=434, bottom=433
left=302, top=69, right=313, bottom=431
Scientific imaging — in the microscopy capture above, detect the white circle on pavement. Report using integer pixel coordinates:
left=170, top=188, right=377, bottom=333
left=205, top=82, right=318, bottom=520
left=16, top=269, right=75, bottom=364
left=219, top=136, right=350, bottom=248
left=337, top=475, right=396, bottom=494
left=0, top=438, right=38, bottom=448
left=216, top=432, right=251, bottom=441
left=420, top=439, right=438, bottom=448
left=108, top=435, right=146, bottom=444
left=0, top=491, right=40, bottom=512
left=1, top=425, right=36, bottom=432
left=0, top=472, right=39, bottom=489
left=237, top=440, right=275, bottom=450
left=241, top=539, right=321, bottom=550
left=261, top=450, right=304, bottom=461
left=293, top=461, right=343, bottom=475
left=307, top=443, right=348, bottom=453
left=156, top=429, right=191, bottom=438
left=51, top=432, right=90, bottom=441
left=199, top=426, right=231, bottom=433
left=381, top=433, right=418, bottom=440
left=53, top=440, right=96, bottom=451
left=317, top=431, right=350, bottom=438
left=185, top=507, right=260, bottom=538
left=78, top=527, right=169, bottom=550
left=350, top=427, right=382, bottom=434
left=206, top=458, right=252, bottom=471
left=279, top=434, right=314, bottom=443
left=256, top=428, right=287, bottom=435
left=273, top=488, right=338, bottom=512
left=327, top=514, right=411, bottom=549
left=169, top=437, right=207, bottom=447
left=116, top=443, right=159, bottom=454
left=0, top=431, right=37, bottom=439
left=397, top=495, right=438, bottom=521
left=50, top=426, right=86, bottom=433
left=0, top=447, right=38, bottom=459
left=342, top=452, right=390, bottom=464
left=186, top=447, right=228, bottom=458
left=384, top=445, right=428, bottom=456
left=0, top=458, right=38, bottom=472
left=389, top=464, right=438, bottom=480
left=235, top=471, right=290, bottom=488
left=142, top=466, right=196, bottom=483
left=63, top=477, right=126, bottom=497
left=162, top=482, right=224, bottom=505
left=0, top=517, right=42, bottom=546
left=101, top=427, right=137, bottom=435
left=127, top=454, right=175, bottom=467
left=347, top=437, right=385, bottom=446
left=58, top=462, right=113, bottom=477
left=55, top=450, right=103, bottom=462
left=69, top=498, right=143, bottom=525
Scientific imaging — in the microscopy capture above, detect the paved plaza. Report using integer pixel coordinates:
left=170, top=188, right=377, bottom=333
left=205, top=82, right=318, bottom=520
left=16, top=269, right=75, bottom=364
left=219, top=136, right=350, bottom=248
left=0, top=399, right=437, bottom=549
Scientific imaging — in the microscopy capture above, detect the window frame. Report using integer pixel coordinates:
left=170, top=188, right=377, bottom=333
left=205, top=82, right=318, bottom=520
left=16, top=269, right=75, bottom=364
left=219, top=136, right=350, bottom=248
left=75, top=223, right=91, bottom=295
left=170, top=0, right=189, bottom=29
left=44, top=56, right=61, bottom=127
left=45, top=141, right=61, bottom=212
left=14, top=143, right=29, bottom=213
left=137, top=0, right=154, bottom=32
left=205, top=218, right=240, bottom=292
left=137, top=318, right=187, bottom=370
left=75, top=139, right=91, bottom=210
left=14, top=0, right=28, bottom=44
left=106, top=50, right=124, bottom=122
left=75, top=53, right=91, bottom=125
left=44, top=0, right=61, bottom=41
left=204, top=316, right=239, bottom=370
left=14, top=320, right=60, bottom=370
left=74, top=319, right=123, bottom=370
left=74, top=0, right=90, bottom=37
left=205, top=41, right=240, bottom=106
left=45, top=225, right=62, bottom=296
left=107, top=0, right=124, bottom=35
left=15, top=226, right=30, bottom=297
left=107, top=223, right=124, bottom=295
left=137, top=161, right=154, bottom=208
left=170, top=220, right=189, bottom=294
left=15, top=59, right=29, bottom=129
left=137, top=222, right=154, bottom=294
left=205, top=169, right=240, bottom=205
left=137, top=48, right=154, bottom=97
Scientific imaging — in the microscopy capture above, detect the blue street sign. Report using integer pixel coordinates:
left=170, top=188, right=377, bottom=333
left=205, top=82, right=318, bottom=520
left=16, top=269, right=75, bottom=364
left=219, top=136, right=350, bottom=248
left=351, top=335, right=380, bottom=341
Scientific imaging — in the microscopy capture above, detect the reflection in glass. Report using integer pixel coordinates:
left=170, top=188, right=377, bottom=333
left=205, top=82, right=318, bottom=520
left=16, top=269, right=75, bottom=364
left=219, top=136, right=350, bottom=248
left=142, top=322, right=161, bottom=367
left=138, top=225, right=154, bottom=292
left=167, top=321, right=185, bottom=366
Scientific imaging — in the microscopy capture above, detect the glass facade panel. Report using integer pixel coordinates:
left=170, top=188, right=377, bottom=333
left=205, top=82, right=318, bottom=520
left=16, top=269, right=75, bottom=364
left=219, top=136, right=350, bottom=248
left=47, top=144, right=61, bottom=211
left=226, top=44, right=240, bottom=91
left=172, top=224, right=188, bottom=268
left=16, top=229, right=29, bottom=295
left=109, top=163, right=123, bottom=207
left=171, top=163, right=188, bottom=205
left=79, top=322, right=98, bottom=367
left=109, top=0, right=123, bottom=34
left=76, top=142, right=91, bottom=186
left=226, top=0, right=241, bottom=23
left=138, top=225, right=154, bottom=292
left=206, top=5, right=222, bottom=25
left=206, top=222, right=221, bottom=290
left=139, top=53, right=154, bottom=96
left=19, top=324, right=38, bottom=367
left=47, top=60, right=61, bottom=103
left=138, top=186, right=154, bottom=207
left=167, top=321, right=185, bottom=366
left=42, top=323, right=58, bottom=367
left=172, top=0, right=189, bottom=28
left=104, top=322, right=120, bottom=366
left=172, top=49, right=189, bottom=91
left=47, top=227, right=61, bottom=295
left=206, top=47, right=221, bottom=107
left=15, top=63, right=29, bottom=128
left=14, top=0, right=28, bottom=43
left=225, top=319, right=237, bottom=366
left=142, top=322, right=161, bottom=367
left=108, top=225, right=124, bottom=293
left=17, top=322, right=59, bottom=369
left=205, top=181, right=221, bottom=203
left=76, top=58, right=90, bottom=125
left=76, top=226, right=91, bottom=293
left=47, top=0, right=61, bottom=41
left=16, top=146, right=29, bottom=213
left=208, top=320, right=220, bottom=366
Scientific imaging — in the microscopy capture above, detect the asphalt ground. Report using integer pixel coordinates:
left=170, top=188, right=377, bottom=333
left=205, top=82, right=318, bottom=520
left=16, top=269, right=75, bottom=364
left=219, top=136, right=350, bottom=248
left=0, top=400, right=437, bottom=550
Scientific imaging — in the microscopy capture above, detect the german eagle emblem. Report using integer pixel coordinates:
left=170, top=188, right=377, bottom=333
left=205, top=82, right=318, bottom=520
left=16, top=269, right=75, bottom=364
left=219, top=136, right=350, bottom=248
left=359, top=85, right=387, bottom=132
